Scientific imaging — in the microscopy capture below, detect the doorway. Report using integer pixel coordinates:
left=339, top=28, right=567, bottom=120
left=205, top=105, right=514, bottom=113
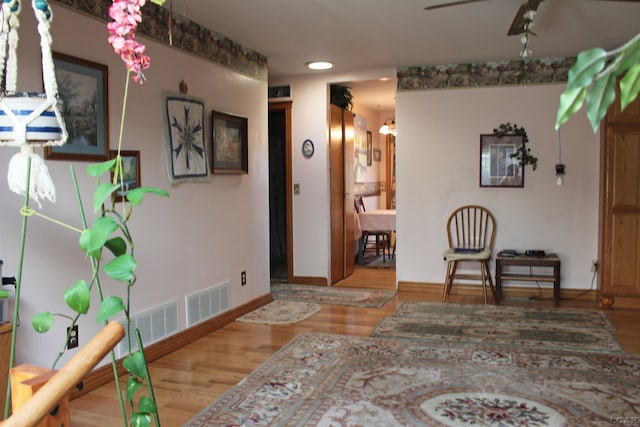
left=268, top=102, right=292, bottom=283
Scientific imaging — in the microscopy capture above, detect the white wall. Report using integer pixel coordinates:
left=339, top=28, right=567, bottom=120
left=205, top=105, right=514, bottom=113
left=0, top=7, right=269, bottom=368
left=395, top=84, right=600, bottom=290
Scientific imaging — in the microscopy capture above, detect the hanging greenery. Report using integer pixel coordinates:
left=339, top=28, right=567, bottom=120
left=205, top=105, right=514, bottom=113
left=330, top=84, right=353, bottom=110
left=492, top=122, right=538, bottom=170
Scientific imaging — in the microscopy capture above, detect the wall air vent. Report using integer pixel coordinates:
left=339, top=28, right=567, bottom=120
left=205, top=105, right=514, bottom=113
left=116, top=299, right=179, bottom=357
left=185, top=281, right=230, bottom=328
left=268, top=85, right=291, bottom=99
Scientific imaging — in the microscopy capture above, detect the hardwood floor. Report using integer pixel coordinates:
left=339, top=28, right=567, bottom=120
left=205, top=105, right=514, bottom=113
left=68, top=267, right=640, bottom=426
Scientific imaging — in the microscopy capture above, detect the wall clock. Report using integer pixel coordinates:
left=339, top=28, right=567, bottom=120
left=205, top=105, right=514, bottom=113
left=302, top=139, right=314, bottom=158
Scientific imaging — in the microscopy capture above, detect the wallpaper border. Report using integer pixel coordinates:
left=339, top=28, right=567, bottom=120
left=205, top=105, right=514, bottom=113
left=52, top=0, right=268, bottom=81
left=398, top=57, right=576, bottom=91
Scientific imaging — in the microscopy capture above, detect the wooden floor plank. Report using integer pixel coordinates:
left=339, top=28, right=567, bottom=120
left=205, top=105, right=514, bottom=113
left=66, top=267, right=640, bottom=426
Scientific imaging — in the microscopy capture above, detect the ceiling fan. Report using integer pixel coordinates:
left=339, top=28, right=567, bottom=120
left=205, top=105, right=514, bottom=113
left=424, top=0, right=640, bottom=36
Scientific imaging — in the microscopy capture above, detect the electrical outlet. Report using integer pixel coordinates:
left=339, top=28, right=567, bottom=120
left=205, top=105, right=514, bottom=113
left=67, top=325, right=79, bottom=349
left=591, top=259, right=599, bottom=273
left=241, top=271, right=247, bottom=286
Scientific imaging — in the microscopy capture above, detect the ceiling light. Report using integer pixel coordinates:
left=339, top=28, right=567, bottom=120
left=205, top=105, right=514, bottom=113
left=306, top=61, right=333, bottom=71
left=379, top=119, right=396, bottom=136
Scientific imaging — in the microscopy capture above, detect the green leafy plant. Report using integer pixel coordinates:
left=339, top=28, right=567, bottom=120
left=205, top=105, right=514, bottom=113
left=556, top=32, right=640, bottom=132
left=492, top=122, right=538, bottom=170
left=3, top=1, right=169, bottom=426
left=330, top=84, right=354, bottom=110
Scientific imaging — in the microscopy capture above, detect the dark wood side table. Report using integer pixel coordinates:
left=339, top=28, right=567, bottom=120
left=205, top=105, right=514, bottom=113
left=495, top=253, right=561, bottom=306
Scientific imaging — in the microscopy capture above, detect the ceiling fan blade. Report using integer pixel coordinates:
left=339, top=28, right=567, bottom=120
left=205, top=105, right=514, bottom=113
left=507, top=0, right=544, bottom=36
left=424, top=0, right=489, bottom=11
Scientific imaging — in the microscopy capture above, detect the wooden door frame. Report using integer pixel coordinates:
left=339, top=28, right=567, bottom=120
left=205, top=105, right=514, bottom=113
left=269, top=101, right=293, bottom=283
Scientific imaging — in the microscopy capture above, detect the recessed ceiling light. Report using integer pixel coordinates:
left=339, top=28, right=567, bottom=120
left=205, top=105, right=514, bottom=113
left=306, top=61, right=334, bottom=71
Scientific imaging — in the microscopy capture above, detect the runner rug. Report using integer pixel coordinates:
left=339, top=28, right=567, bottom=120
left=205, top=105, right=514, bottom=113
left=371, top=302, right=622, bottom=353
left=184, top=332, right=640, bottom=426
left=271, top=284, right=395, bottom=308
left=236, top=300, right=321, bottom=325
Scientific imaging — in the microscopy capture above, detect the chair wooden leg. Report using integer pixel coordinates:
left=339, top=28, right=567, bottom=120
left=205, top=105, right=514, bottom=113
left=480, top=262, right=488, bottom=304
left=484, top=261, right=497, bottom=303
left=442, top=261, right=456, bottom=302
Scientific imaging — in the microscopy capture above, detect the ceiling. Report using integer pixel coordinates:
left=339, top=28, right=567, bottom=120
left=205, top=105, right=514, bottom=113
left=164, top=0, right=640, bottom=111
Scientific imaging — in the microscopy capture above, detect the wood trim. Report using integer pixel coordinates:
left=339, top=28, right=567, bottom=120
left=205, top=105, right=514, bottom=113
left=69, top=293, right=273, bottom=400
left=288, top=276, right=328, bottom=286
left=269, top=101, right=293, bottom=283
left=398, top=281, right=596, bottom=301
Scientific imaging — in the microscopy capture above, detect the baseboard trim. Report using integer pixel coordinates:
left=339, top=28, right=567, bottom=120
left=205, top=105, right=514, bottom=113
left=398, top=281, right=597, bottom=302
left=70, top=292, right=273, bottom=400
left=289, top=276, right=328, bottom=286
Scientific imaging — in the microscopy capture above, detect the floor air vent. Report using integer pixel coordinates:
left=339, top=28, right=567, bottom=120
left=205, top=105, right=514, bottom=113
left=186, top=281, right=230, bottom=327
left=116, top=299, right=179, bottom=358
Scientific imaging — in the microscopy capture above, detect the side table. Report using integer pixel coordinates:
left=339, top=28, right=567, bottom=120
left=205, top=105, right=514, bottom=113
left=495, top=253, right=561, bottom=306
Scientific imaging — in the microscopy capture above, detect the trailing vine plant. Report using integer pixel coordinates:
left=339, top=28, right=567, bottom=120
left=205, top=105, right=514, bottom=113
left=1, top=1, right=169, bottom=426
left=492, top=122, right=538, bottom=170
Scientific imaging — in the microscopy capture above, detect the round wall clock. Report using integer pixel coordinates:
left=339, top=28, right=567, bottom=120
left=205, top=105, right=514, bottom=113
left=302, top=139, right=314, bottom=158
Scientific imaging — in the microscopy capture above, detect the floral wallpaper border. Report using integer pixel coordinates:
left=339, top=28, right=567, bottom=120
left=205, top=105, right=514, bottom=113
left=398, top=57, right=576, bottom=91
left=52, top=0, right=268, bottom=81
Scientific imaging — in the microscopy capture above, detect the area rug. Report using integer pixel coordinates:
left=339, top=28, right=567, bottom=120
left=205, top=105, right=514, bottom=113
left=393, top=301, right=615, bottom=329
left=358, top=253, right=395, bottom=269
left=235, top=300, right=321, bottom=325
left=184, top=332, right=640, bottom=426
left=370, top=316, right=623, bottom=353
left=271, top=284, right=395, bottom=308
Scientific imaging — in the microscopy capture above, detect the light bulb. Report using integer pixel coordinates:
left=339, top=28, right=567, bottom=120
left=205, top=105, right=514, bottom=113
left=556, top=175, right=563, bottom=186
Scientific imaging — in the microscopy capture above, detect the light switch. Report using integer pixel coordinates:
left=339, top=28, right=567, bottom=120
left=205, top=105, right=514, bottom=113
left=294, top=183, right=300, bottom=195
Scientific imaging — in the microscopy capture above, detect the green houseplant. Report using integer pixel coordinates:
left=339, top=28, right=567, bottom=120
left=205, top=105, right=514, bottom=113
left=3, top=0, right=168, bottom=426
left=492, top=122, right=538, bottom=171
left=330, top=84, right=353, bottom=110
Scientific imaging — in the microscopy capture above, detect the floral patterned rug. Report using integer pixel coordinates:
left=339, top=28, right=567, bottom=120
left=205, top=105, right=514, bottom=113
left=271, top=284, right=396, bottom=308
left=371, top=302, right=622, bottom=353
left=184, top=332, right=640, bottom=426
left=235, top=300, right=321, bottom=325
left=392, top=301, right=615, bottom=329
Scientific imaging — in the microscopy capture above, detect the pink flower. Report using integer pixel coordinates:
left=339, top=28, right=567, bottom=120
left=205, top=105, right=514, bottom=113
left=107, top=0, right=150, bottom=84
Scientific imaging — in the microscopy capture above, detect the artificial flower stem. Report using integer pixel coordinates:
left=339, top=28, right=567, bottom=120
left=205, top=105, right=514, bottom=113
left=70, top=164, right=129, bottom=426
left=3, top=157, right=33, bottom=419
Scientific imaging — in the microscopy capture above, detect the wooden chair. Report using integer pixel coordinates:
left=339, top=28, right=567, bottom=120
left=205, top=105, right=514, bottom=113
left=442, top=205, right=496, bottom=304
left=354, top=195, right=391, bottom=261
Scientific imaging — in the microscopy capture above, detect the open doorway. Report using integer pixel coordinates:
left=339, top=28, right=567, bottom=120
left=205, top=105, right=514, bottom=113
left=268, top=102, right=292, bottom=283
left=340, top=78, right=397, bottom=279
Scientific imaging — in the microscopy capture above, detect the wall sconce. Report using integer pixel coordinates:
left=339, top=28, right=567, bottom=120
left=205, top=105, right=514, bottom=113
left=555, top=163, right=566, bottom=186
left=379, top=119, right=396, bottom=136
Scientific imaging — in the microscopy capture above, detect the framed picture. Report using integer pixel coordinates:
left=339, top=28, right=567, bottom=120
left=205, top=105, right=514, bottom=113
left=110, top=150, right=140, bottom=203
left=211, top=110, right=248, bottom=174
left=373, top=148, right=381, bottom=162
left=45, top=52, right=109, bottom=161
left=479, top=134, right=524, bottom=188
left=366, top=130, right=373, bottom=166
left=162, top=93, right=209, bottom=183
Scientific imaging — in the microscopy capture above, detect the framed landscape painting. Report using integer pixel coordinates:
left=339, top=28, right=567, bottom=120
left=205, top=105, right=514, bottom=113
left=109, top=150, right=140, bottom=203
left=45, top=52, right=109, bottom=161
left=211, top=110, right=248, bottom=174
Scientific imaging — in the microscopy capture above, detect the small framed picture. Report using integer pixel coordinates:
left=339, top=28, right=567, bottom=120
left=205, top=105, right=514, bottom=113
left=45, top=52, right=109, bottom=161
left=211, top=110, right=248, bottom=174
left=373, top=148, right=381, bottom=162
left=366, top=130, right=373, bottom=166
left=110, top=150, right=140, bottom=203
left=479, top=134, right=524, bottom=188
